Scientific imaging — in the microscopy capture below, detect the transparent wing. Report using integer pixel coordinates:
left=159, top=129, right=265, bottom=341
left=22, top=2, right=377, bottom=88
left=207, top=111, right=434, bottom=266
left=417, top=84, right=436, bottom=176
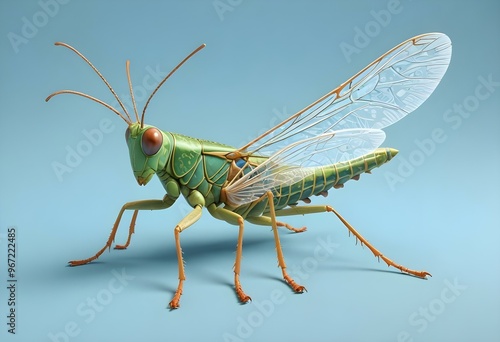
left=225, top=128, right=386, bottom=206
left=238, top=33, right=452, bottom=156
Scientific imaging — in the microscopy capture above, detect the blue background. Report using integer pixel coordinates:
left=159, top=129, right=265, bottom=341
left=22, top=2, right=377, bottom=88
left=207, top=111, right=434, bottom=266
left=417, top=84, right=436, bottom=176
left=1, top=1, right=499, bottom=341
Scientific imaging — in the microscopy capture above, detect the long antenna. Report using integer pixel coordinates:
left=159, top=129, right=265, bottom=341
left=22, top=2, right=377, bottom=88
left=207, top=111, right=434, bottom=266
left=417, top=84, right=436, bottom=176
left=141, top=43, right=206, bottom=128
left=45, top=90, right=130, bottom=124
left=126, top=60, right=140, bottom=123
left=47, top=42, right=132, bottom=125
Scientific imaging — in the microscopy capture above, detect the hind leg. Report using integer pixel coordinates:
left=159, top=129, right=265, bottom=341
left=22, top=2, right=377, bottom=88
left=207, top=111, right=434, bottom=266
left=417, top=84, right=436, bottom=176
left=273, top=204, right=430, bottom=278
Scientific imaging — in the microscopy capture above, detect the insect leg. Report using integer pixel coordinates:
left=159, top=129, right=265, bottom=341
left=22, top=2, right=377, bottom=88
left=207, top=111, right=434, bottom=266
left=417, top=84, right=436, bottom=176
left=68, top=195, right=176, bottom=266
left=169, top=204, right=203, bottom=309
left=207, top=204, right=251, bottom=304
left=114, top=209, right=139, bottom=249
left=247, top=216, right=307, bottom=233
left=274, top=205, right=431, bottom=279
left=266, top=191, right=306, bottom=293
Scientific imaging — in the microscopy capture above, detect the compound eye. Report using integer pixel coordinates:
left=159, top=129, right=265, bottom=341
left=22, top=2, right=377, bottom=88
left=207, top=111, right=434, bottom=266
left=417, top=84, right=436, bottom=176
left=141, top=128, right=163, bottom=156
left=125, top=127, right=131, bottom=142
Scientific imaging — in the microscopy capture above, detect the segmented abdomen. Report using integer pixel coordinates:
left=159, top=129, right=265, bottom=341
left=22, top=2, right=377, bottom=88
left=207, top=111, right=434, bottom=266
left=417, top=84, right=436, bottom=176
left=234, top=147, right=397, bottom=218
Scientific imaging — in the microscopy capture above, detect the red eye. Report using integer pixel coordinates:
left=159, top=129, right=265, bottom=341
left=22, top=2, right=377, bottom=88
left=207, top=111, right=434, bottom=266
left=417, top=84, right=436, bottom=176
left=141, top=128, right=163, bottom=156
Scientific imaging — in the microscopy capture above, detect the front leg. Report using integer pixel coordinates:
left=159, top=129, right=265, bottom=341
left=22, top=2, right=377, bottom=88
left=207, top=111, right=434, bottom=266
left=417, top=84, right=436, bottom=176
left=113, top=209, right=139, bottom=250
left=168, top=204, right=203, bottom=309
left=68, top=194, right=177, bottom=266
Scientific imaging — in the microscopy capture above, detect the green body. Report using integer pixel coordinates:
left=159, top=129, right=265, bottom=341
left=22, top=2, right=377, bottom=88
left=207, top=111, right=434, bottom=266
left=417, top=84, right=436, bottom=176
left=127, top=123, right=397, bottom=222
left=48, top=33, right=448, bottom=308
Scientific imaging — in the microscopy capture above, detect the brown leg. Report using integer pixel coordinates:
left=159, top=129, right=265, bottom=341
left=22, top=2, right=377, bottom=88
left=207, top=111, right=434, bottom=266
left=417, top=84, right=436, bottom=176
left=277, top=221, right=307, bottom=233
left=114, top=210, right=139, bottom=249
left=266, top=192, right=306, bottom=293
left=207, top=204, right=251, bottom=304
left=247, top=215, right=307, bottom=233
left=234, top=216, right=251, bottom=302
left=69, top=199, right=173, bottom=266
left=326, top=205, right=431, bottom=278
left=274, top=204, right=431, bottom=278
left=169, top=204, right=203, bottom=309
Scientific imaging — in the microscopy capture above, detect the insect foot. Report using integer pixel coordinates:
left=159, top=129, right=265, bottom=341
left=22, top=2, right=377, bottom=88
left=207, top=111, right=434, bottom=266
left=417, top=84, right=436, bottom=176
left=169, top=289, right=183, bottom=310
left=284, top=274, right=307, bottom=293
left=277, top=221, right=307, bottom=233
left=326, top=205, right=432, bottom=279
left=374, top=252, right=432, bottom=279
left=234, top=270, right=251, bottom=303
left=68, top=259, right=92, bottom=267
left=235, top=285, right=252, bottom=303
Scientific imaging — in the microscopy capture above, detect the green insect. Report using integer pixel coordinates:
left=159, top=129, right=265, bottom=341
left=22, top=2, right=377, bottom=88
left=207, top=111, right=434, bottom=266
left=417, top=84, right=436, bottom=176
left=46, top=33, right=452, bottom=309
